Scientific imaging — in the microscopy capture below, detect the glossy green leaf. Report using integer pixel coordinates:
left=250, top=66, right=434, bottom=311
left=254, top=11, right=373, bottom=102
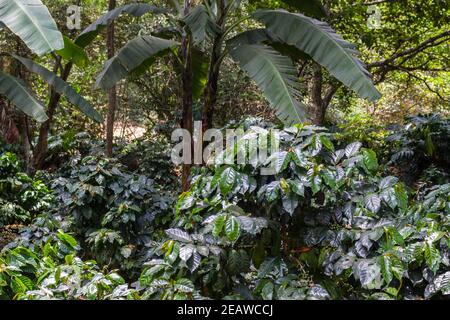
left=219, top=167, right=237, bottom=196
left=225, top=216, right=240, bottom=242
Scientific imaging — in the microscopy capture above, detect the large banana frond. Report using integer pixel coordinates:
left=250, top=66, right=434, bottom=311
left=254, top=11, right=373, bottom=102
left=0, top=71, right=47, bottom=122
left=0, top=0, right=63, bottom=55
left=75, top=4, right=166, bottom=47
left=253, top=10, right=381, bottom=101
left=228, top=29, right=311, bottom=61
left=183, top=5, right=220, bottom=44
left=227, top=41, right=306, bottom=125
left=96, top=36, right=179, bottom=90
left=13, top=55, right=103, bottom=123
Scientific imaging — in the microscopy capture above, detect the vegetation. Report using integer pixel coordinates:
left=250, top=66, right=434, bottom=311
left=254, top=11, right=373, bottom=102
left=0, top=0, right=448, bottom=301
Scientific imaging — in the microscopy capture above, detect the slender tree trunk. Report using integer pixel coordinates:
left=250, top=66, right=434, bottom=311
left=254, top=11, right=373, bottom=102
left=0, top=97, right=19, bottom=145
left=181, top=0, right=193, bottom=191
left=310, top=64, right=325, bottom=125
left=105, top=0, right=117, bottom=157
left=309, top=64, right=339, bottom=126
left=19, top=116, right=32, bottom=172
left=201, top=0, right=226, bottom=132
left=201, top=47, right=220, bottom=132
left=33, top=63, right=73, bottom=169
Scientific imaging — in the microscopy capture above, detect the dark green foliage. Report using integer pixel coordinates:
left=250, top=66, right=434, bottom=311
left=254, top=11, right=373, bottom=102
left=0, top=230, right=136, bottom=299
left=116, top=138, right=178, bottom=190
left=42, top=131, right=95, bottom=170
left=0, top=152, right=52, bottom=227
left=387, top=114, right=450, bottom=185
left=50, top=156, right=175, bottom=271
left=1, top=117, right=449, bottom=300
left=143, top=119, right=449, bottom=299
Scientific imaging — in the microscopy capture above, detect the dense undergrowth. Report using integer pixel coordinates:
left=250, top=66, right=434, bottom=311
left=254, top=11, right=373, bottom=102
left=0, top=115, right=448, bottom=300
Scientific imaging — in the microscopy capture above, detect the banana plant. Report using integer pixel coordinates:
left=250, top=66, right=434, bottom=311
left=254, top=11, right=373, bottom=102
left=0, top=0, right=102, bottom=124
left=86, top=0, right=380, bottom=189
left=0, top=0, right=63, bottom=121
left=0, top=0, right=105, bottom=169
left=92, top=0, right=380, bottom=127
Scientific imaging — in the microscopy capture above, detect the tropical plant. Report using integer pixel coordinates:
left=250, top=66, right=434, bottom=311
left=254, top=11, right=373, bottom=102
left=146, top=118, right=449, bottom=299
left=49, top=155, right=175, bottom=271
left=0, top=0, right=62, bottom=121
left=0, top=152, right=52, bottom=227
left=0, top=0, right=103, bottom=169
left=0, top=230, right=136, bottom=300
left=116, top=136, right=179, bottom=189
left=82, top=0, right=380, bottom=189
left=387, top=114, right=450, bottom=185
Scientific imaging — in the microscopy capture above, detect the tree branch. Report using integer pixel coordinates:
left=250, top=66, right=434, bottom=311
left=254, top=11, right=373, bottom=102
left=367, top=30, right=450, bottom=68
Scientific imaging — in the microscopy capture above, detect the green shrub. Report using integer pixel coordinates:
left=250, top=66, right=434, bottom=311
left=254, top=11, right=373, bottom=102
left=50, top=156, right=175, bottom=272
left=0, top=230, right=136, bottom=300
left=116, top=137, right=178, bottom=190
left=387, top=114, right=450, bottom=185
left=140, top=120, right=449, bottom=299
left=0, top=152, right=52, bottom=227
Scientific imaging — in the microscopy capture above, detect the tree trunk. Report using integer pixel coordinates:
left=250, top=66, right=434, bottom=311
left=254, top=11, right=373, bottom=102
left=201, top=48, right=220, bottom=132
left=19, top=115, right=32, bottom=173
left=201, top=1, right=226, bottom=132
left=181, top=0, right=193, bottom=191
left=105, top=0, right=117, bottom=157
left=33, top=63, right=73, bottom=169
left=309, top=64, right=339, bottom=126
left=0, top=97, right=19, bottom=145
left=310, top=64, right=326, bottom=125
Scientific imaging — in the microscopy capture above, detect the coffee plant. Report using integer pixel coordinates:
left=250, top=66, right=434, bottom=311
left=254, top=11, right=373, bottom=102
left=49, top=156, right=175, bottom=271
left=0, top=152, right=52, bottom=227
left=387, top=114, right=450, bottom=185
left=0, top=230, right=136, bottom=300
left=141, top=120, right=449, bottom=299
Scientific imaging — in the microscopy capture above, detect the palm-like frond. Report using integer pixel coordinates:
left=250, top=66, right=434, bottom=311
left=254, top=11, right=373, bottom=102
left=0, top=71, right=47, bottom=122
left=13, top=55, right=103, bottom=123
left=96, top=36, right=179, bottom=90
left=253, top=10, right=381, bottom=101
left=228, top=41, right=306, bottom=125
left=183, top=5, right=220, bottom=44
left=75, top=4, right=166, bottom=48
left=0, top=0, right=63, bottom=55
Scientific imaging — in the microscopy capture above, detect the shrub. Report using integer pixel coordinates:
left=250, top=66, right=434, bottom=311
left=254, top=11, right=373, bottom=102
left=139, top=120, right=449, bottom=299
left=386, top=114, right=450, bottom=185
left=0, top=152, right=52, bottom=227
left=49, top=156, right=175, bottom=272
left=0, top=230, right=135, bottom=300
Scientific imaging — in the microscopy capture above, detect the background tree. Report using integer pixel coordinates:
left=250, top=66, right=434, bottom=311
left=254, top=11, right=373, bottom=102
left=106, top=0, right=117, bottom=157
